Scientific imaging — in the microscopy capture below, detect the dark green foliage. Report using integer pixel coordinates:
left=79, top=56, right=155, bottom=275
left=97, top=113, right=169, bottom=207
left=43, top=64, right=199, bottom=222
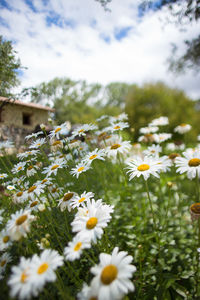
left=0, top=36, right=23, bottom=98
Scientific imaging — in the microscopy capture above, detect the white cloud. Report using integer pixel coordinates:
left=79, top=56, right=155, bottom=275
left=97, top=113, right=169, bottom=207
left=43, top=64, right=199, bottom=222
left=1, top=0, right=200, bottom=99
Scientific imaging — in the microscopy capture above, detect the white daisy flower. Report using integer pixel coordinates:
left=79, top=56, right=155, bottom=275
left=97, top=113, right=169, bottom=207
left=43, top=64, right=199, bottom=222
left=58, top=191, right=77, bottom=212
left=28, top=249, right=64, bottom=296
left=70, top=162, right=91, bottom=178
left=71, top=200, right=112, bottom=243
left=138, top=133, right=155, bottom=143
left=70, top=191, right=94, bottom=209
left=0, top=173, right=8, bottom=179
left=143, top=144, right=162, bottom=157
left=153, top=133, right=172, bottom=144
left=67, top=138, right=81, bottom=150
left=154, top=155, right=172, bottom=172
left=26, top=184, right=44, bottom=200
left=175, top=151, right=200, bottom=179
left=126, top=156, right=162, bottom=181
left=12, top=162, right=26, bottom=174
left=64, top=235, right=91, bottom=261
left=72, top=123, right=97, bottom=138
left=0, top=252, right=12, bottom=274
left=174, top=123, right=191, bottom=134
left=29, top=138, right=46, bottom=149
left=13, top=190, right=28, bottom=204
left=25, top=131, right=43, bottom=140
left=83, top=149, right=105, bottom=165
left=26, top=165, right=38, bottom=177
left=8, top=257, right=34, bottom=300
left=0, top=229, right=12, bottom=251
left=6, top=209, right=35, bottom=241
left=50, top=139, right=64, bottom=151
left=42, top=158, right=66, bottom=177
left=109, top=113, right=128, bottom=123
left=106, top=137, right=131, bottom=159
left=106, top=122, right=129, bottom=133
left=49, top=123, right=70, bottom=139
left=90, top=247, right=136, bottom=300
left=139, top=126, right=158, bottom=134
left=149, top=116, right=169, bottom=126
left=7, top=185, right=16, bottom=190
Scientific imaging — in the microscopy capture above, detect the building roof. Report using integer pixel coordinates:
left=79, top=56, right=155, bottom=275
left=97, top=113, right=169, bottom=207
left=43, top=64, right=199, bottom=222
left=0, top=96, right=55, bottom=112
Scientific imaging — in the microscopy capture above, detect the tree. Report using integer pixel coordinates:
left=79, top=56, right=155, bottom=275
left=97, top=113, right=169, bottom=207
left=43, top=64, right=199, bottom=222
left=125, top=82, right=200, bottom=142
left=0, top=35, right=23, bottom=98
left=22, top=77, right=123, bottom=125
left=139, top=0, right=200, bottom=73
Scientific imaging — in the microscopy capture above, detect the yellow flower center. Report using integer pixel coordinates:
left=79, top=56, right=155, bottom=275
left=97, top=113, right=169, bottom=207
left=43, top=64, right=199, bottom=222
left=111, top=144, right=121, bottom=150
left=28, top=185, right=36, bottom=193
left=78, top=166, right=84, bottom=172
left=52, top=187, right=57, bottom=193
left=37, top=263, right=49, bottom=274
left=16, top=215, right=28, bottom=226
left=3, top=236, right=9, bottom=243
left=1, top=260, right=6, bottom=267
left=42, top=179, right=47, bottom=184
left=30, top=201, right=38, bottom=207
left=52, top=141, right=61, bottom=146
left=90, top=154, right=97, bottom=160
left=78, top=129, right=84, bottom=133
left=21, top=271, right=28, bottom=283
left=89, top=298, right=97, bottom=300
left=101, top=264, right=118, bottom=285
left=79, top=197, right=86, bottom=203
left=190, top=203, right=200, bottom=215
left=36, top=143, right=41, bottom=146
left=55, top=127, right=61, bottom=133
left=51, top=164, right=59, bottom=170
left=63, top=192, right=74, bottom=201
left=0, top=175, right=4, bottom=178
left=17, top=191, right=23, bottom=197
left=188, top=158, right=200, bottom=167
left=17, top=166, right=22, bottom=171
left=114, top=125, right=120, bottom=130
left=74, top=242, right=82, bottom=251
left=86, top=217, right=98, bottom=229
left=137, top=164, right=150, bottom=171
left=27, top=165, right=33, bottom=170
left=180, top=123, right=187, bottom=127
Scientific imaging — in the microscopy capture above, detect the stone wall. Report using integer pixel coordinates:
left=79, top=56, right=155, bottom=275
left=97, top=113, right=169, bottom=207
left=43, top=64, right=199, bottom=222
left=0, top=103, right=50, bottom=148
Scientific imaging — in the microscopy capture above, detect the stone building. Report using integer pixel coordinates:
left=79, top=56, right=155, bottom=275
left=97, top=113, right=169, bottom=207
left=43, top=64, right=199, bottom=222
left=0, top=96, right=54, bottom=147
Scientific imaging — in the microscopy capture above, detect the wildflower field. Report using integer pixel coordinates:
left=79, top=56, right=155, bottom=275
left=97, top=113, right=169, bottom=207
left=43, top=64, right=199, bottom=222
left=0, top=114, right=200, bottom=300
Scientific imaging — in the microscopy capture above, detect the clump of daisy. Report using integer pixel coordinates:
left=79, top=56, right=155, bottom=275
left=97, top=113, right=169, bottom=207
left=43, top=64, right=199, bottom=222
left=6, top=209, right=35, bottom=241
left=89, top=247, right=136, bottom=300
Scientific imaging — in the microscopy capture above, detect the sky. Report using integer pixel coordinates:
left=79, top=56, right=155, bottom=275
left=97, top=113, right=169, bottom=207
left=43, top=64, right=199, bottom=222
left=1, top=0, right=200, bottom=100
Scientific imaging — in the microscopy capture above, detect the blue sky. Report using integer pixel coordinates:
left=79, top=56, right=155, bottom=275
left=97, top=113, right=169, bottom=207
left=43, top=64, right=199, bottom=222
left=1, top=0, right=200, bottom=99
